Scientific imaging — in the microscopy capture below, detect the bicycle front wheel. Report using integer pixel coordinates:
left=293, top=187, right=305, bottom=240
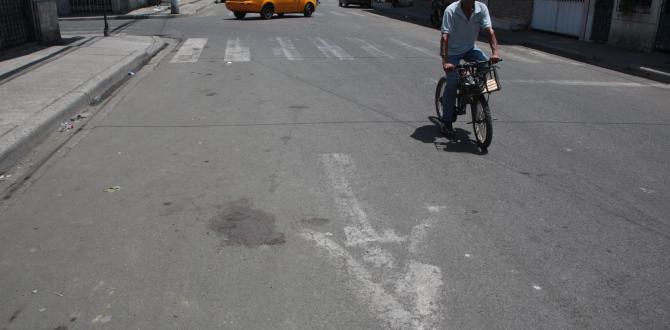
left=434, top=77, right=446, bottom=120
left=471, top=95, right=492, bottom=150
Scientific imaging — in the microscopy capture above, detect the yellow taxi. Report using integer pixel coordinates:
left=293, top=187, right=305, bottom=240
left=226, top=0, right=318, bottom=19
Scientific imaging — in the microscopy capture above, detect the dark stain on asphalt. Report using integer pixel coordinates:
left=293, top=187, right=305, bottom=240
left=163, top=202, right=172, bottom=206
left=281, top=136, right=291, bottom=143
left=206, top=92, right=217, bottom=97
left=206, top=73, right=213, bottom=76
left=289, top=105, right=308, bottom=109
left=209, top=199, right=285, bottom=247
left=301, top=217, right=330, bottom=226
left=53, top=326, right=67, bottom=330
left=8, top=309, right=20, bottom=322
left=69, top=317, right=77, bottom=322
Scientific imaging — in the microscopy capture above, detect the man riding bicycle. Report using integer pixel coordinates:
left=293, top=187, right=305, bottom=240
left=440, top=0, right=500, bottom=134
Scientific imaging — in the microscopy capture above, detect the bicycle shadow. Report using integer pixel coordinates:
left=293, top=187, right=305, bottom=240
left=410, top=117, right=487, bottom=155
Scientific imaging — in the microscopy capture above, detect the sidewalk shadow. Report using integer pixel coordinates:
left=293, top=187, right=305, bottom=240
left=362, top=2, right=435, bottom=30
left=0, top=37, right=85, bottom=62
left=410, top=117, right=486, bottom=155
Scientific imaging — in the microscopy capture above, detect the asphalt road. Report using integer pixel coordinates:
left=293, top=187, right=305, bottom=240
left=3, top=1, right=669, bottom=329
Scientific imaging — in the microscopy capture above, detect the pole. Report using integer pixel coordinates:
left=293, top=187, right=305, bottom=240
left=171, top=0, right=180, bottom=14
left=103, top=0, right=110, bottom=36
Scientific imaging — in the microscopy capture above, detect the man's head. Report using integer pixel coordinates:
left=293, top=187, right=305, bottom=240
left=461, top=0, right=475, bottom=9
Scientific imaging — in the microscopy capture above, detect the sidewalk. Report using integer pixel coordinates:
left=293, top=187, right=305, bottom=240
left=368, top=0, right=670, bottom=83
left=59, top=0, right=214, bottom=20
left=0, top=36, right=165, bottom=172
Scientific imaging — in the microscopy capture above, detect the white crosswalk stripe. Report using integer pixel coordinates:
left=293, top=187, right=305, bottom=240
left=170, top=38, right=208, bottom=63
left=389, top=38, right=438, bottom=58
left=272, top=37, right=303, bottom=60
left=348, top=11, right=366, bottom=16
left=225, top=38, right=251, bottom=62
left=346, top=37, right=394, bottom=59
left=311, top=37, right=354, bottom=60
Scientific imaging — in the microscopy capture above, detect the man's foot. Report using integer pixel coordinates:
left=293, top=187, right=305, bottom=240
left=440, top=121, right=454, bottom=136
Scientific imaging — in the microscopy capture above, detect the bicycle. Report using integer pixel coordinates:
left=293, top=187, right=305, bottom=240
left=434, top=60, right=501, bottom=150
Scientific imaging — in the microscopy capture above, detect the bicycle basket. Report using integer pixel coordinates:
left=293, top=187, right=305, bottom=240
left=481, top=64, right=501, bottom=94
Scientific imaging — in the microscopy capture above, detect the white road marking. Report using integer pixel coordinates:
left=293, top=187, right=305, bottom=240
left=498, top=51, right=541, bottom=63
left=427, top=205, right=445, bottom=213
left=347, top=37, right=394, bottom=59
left=305, top=154, right=443, bottom=329
left=408, top=221, right=432, bottom=254
left=320, top=153, right=404, bottom=245
left=273, top=36, right=303, bottom=60
left=300, top=230, right=414, bottom=328
left=395, top=261, right=443, bottom=326
left=389, top=38, right=438, bottom=58
left=640, top=187, right=657, bottom=194
left=349, top=11, right=366, bottom=16
left=533, top=284, right=542, bottom=290
left=224, top=38, right=250, bottom=62
left=506, top=79, right=670, bottom=89
left=311, top=38, right=354, bottom=60
left=523, top=48, right=584, bottom=66
left=170, top=38, right=208, bottom=63
left=313, top=12, right=325, bottom=16
left=329, top=11, right=348, bottom=16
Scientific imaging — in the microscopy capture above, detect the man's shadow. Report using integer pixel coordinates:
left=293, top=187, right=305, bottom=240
left=410, top=117, right=487, bottom=155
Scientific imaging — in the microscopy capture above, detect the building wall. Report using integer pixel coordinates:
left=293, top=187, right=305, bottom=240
left=609, top=0, right=663, bottom=51
left=487, top=0, right=534, bottom=21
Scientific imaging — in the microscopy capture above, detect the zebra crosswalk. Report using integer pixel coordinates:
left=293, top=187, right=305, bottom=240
left=170, top=37, right=433, bottom=63
left=168, top=37, right=572, bottom=65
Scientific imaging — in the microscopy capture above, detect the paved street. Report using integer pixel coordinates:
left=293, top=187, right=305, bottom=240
left=2, top=1, right=669, bottom=329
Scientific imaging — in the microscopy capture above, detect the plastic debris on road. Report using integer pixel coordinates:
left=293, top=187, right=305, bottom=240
left=59, top=121, right=75, bottom=132
left=128, top=71, right=136, bottom=76
left=104, top=186, right=121, bottom=193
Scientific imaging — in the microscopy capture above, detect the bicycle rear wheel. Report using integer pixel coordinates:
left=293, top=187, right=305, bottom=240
left=434, top=77, right=446, bottom=120
left=471, top=95, right=492, bottom=150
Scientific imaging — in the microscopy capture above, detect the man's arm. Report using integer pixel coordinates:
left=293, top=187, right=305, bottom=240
left=441, top=33, right=456, bottom=72
left=485, top=27, right=501, bottom=63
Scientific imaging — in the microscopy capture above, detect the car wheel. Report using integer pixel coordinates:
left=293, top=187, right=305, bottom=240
left=260, top=3, right=274, bottom=19
left=234, top=11, right=246, bottom=19
left=304, top=2, right=314, bottom=16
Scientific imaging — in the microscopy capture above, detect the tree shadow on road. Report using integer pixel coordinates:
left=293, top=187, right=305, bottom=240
left=410, top=117, right=486, bottom=155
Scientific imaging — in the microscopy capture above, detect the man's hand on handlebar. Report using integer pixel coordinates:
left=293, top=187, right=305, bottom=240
left=442, top=59, right=455, bottom=72
left=490, top=52, right=501, bottom=64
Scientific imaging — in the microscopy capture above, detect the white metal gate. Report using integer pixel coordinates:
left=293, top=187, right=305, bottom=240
left=532, top=0, right=586, bottom=37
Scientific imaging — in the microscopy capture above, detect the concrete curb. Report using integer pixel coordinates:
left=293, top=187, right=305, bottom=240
left=0, top=37, right=166, bottom=172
